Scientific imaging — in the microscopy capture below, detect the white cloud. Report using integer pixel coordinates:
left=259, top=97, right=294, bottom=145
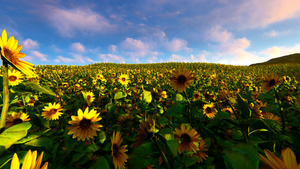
left=31, top=51, right=47, bottom=61
left=54, top=54, right=85, bottom=63
left=121, top=38, right=150, bottom=51
left=71, top=42, right=86, bottom=52
left=22, top=39, right=39, bottom=50
left=260, top=44, right=300, bottom=58
left=265, top=30, right=279, bottom=37
left=164, top=38, right=187, bottom=52
left=211, top=0, right=300, bottom=29
left=206, top=25, right=232, bottom=43
left=109, top=45, right=118, bottom=52
left=206, top=25, right=271, bottom=65
left=44, top=6, right=115, bottom=37
left=55, top=56, right=75, bottom=63
left=167, top=51, right=208, bottom=63
left=99, top=54, right=125, bottom=63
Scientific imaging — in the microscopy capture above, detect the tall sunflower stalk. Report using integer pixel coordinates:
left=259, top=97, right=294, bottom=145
left=0, top=58, right=9, bottom=128
left=0, top=29, right=35, bottom=128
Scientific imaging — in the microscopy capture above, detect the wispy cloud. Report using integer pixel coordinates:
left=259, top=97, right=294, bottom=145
left=22, top=39, right=39, bottom=50
left=54, top=54, right=85, bottom=63
left=260, top=44, right=300, bottom=58
left=42, top=6, right=116, bottom=37
left=71, top=42, right=86, bottom=53
left=99, top=54, right=125, bottom=63
left=164, top=38, right=187, bottom=52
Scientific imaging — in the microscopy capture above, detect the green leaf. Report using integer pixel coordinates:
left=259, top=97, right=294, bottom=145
left=143, top=90, right=152, bottom=103
left=19, top=82, right=56, bottom=96
left=90, top=156, right=110, bottom=169
left=15, top=129, right=51, bottom=144
left=114, top=92, right=127, bottom=100
left=237, top=93, right=251, bottom=118
left=167, top=139, right=179, bottom=157
left=0, top=122, right=31, bottom=154
left=127, top=142, right=153, bottom=169
left=98, top=131, right=106, bottom=144
left=176, top=94, right=184, bottom=102
left=24, top=137, right=53, bottom=150
left=224, top=143, right=259, bottom=169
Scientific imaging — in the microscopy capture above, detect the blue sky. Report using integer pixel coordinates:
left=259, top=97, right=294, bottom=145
left=2, top=0, right=300, bottom=66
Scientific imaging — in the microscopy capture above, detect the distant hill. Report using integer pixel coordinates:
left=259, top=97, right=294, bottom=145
left=250, top=53, right=300, bottom=66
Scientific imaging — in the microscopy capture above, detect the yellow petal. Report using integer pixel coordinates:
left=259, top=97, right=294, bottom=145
left=41, top=162, right=48, bottom=169
left=264, top=149, right=286, bottom=169
left=10, top=153, right=20, bottom=169
left=281, top=148, right=297, bottom=169
left=34, top=152, right=44, bottom=169
left=30, top=151, right=37, bottom=169
left=2, top=29, right=7, bottom=46
left=22, top=150, right=32, bottom=169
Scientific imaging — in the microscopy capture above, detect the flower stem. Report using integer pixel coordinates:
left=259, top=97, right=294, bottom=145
left=184, top=90, right=192, bottom=125
left=274, top=88, right=285, bottom=135
left=152, top=136, right=171, bottom=169
left=0, top=61, right=10, bottom=128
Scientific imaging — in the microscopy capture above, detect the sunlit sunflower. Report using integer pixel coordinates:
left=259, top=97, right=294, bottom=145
left=192, top=139, right=209, bottom=163
left=42, top=103, right=63, bottom=121
left=6, top=111, right=30, bottom=128
left=111, top=131, right=129, bottom=169
left=203, top=103, right=217, bottom=119
left=68, top=107, right=103, bottom=141
left=262, top=74, right=282, bottom=91
left=118, top=74, right=130, bottom=86
left=259, top=147, right=300, bottom=169
left=82, top=91, right=95, bottom=106
left=169, top=68, right=195, bottom=92
left=0, top=29, right=35, bottom=76
left=174, top=124, right=201, bottom=154
left=10, top=150, right=48, bottom=169
left=8, top=69, right=24, bottom=86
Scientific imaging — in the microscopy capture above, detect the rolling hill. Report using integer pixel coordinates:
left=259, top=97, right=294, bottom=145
left=250, top=53, right=300, bottom=66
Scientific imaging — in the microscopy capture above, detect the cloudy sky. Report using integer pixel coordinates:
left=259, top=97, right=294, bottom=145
left=2, top=0, right=300, bottom=66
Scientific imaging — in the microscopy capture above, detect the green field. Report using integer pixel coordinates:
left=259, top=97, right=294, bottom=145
left=1, top=62, right=300, bottom=169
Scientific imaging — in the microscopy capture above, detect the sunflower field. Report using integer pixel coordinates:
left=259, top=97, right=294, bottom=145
left=0, top=30, right=300, bottom=169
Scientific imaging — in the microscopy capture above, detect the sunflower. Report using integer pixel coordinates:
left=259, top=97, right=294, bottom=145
left=117, top=114, right=134, bottom=128
left=262, top=74, right=282, bottom=91
left=0, top=29, right=35, bottom=76
left=68, top=107, right=103, bottom=141
left=82, top=91, right=95, bottom=106
left=118, top=74, right=130, bottom=86
left=111, top=131, right=129, bottom=169
left=203, top=103, right=217, bottom=119
left=192, top=139, right=209, bottom=163
left=174, top=124, right=201, bottom=154
left=221, top=107, right=235, bottom=119
left=131, top=115, right=156, bottom=149
left=259, top=147, right=300, bottom=169
left=6, top=112, right=30, bottom=128
left=10, top=150, right=48, bottom=169
left=42, top=103, right=63, bottom=121
left=193, top=92, right=202, bottom=101
left=169, top=68, right=195, bottom=92
left=8, top=69, right=24, bottom=86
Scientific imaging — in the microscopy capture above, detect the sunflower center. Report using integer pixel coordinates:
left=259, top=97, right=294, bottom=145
left=121, top=77, right=126, bottom=82
left=112, top=144, right=119, bottom=157
left=87, top=95, right=91, bottom=100
left=177, top=75, right=187, bottom=84
left=9, top=75, right=17, bottom=81
left=181, top=133, right=191, bottom=143
left=205, top=107, right=212, bottom=113
left=13, top=118, right=23, bottom=125
left=49, top=108, right=57, bottom=115
left=80, top=118, right=92, bottom=129
left=3, top=48, right=17, bottom=64
left=269, top=79, right=276, bottom=86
